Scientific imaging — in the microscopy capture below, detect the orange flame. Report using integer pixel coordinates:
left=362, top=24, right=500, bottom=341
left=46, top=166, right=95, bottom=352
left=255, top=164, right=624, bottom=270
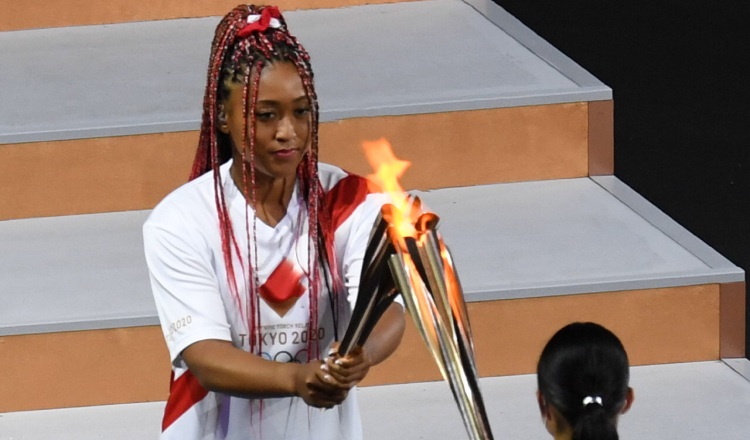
left=362, top=138, right=419, bottom=242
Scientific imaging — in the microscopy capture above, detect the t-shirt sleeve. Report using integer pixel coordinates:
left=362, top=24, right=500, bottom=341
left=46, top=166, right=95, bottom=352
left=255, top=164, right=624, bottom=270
left=143, top=211, right=233, bottom=366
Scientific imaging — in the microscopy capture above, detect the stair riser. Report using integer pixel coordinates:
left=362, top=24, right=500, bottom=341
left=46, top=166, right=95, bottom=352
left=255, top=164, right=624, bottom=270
left=1, top=326, right=169, bottom=413
left=720, top=281, right=746, bottom=358
left=0, top=102, right=605, bottom=220
left=371, top=284, right=723, bottom=385
left=0, top=283, right=727, bottom=412
left=1, top=0, right=420, bottom=31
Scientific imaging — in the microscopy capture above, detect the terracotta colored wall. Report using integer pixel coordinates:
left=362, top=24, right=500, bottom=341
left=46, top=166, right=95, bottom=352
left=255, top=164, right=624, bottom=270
left=1, top=103, right=592, bottom=220
left=1, top=284, right=720, bottom=412
left=1, top=0, right=421, bottom=31
left=366, top=285, right=721, bottom=385
left=1, top=326, right=170, bottom=413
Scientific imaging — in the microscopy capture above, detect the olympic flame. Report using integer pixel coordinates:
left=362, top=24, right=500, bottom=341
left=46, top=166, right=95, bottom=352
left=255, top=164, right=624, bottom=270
left=353, top=138, right=493, bottom=440
left=362, top=138, right=416, bottom=248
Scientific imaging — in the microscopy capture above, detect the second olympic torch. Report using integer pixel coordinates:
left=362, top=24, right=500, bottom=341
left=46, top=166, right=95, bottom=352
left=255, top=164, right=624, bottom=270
left=339, top=139, right=494, bottom=440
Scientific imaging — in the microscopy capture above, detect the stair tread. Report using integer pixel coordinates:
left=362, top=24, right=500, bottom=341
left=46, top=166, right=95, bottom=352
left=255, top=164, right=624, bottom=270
left=0, top=176, right=741, bottom=336
left=0, top=0, right=609, bottom=144
left=0, top=210, right=155, bottom=335
left=423, top=175, right=742, bottom=302
left=2, top=360, right=748, bottom=439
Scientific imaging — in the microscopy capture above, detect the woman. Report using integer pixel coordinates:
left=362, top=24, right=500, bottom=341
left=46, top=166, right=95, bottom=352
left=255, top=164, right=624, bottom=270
left=536, top=322, right=634, bottom=440
left=143, top=5, right=405, bottom=439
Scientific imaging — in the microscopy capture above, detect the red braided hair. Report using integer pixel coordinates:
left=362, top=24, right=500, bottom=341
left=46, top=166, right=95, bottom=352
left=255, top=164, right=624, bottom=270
left=191, top=4, right=338, bottom=361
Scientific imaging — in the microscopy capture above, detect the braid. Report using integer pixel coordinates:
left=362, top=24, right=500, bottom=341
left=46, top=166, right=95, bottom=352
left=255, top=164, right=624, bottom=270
left=244, top=62, right=264, bottom=353
left=192, top=7, right=245, bottom=179
left=190, top=4, right=340, bottom=361
left=288, top=55, right=326, bottom=359
left=189, top=7, right=251, bottom=334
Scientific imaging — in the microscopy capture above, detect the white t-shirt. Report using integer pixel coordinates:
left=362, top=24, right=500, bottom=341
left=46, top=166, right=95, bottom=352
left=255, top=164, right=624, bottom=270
left=143, top=160, right=389, bottom=440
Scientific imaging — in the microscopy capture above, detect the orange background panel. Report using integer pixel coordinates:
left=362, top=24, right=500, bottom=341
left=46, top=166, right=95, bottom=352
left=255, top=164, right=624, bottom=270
left=0, top=284, right=720, bottom=412
left=364, top=284, right=721, bottom=385
left=319, top=103, right=590, bottom=191
left=1, top=0, right=420, bottom=32
left=0, top=103, right=591, bottom=220
left=0, top=326, right=170, bottom=413
left=588, top=99, right=614, bottom=175
left=720, top=281, right=746, bottom=358
left=0, top=132, right=197, bottom=220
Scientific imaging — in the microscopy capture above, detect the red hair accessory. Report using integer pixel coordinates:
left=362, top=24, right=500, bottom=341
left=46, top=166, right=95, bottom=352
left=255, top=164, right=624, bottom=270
left=236, top=6, right=282, bottom=38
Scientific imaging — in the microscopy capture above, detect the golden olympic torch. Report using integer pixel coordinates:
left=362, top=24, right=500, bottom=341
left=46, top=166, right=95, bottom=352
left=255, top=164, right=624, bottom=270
left=339, top=139, right=494, bottom=440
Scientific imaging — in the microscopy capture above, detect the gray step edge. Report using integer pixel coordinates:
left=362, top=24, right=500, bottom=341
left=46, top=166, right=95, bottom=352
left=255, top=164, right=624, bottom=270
left=0, top=176, right=742, bottom=337
left=0, top=0, right=611, bottom=145
left=1, top=361, right=748, bottom=439
left=465, top=0, right=610, bottom=90
left=592, top=175, right=743, bottom=273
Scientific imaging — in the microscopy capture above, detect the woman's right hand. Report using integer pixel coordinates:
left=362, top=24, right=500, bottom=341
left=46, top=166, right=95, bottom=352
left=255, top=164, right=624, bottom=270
left=181, top=339, right=353, bottom=407
left=294, top=360, right=350, bottom=409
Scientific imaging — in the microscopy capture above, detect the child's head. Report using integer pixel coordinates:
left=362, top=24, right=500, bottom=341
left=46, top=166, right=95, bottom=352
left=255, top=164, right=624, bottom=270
left=537, top=322, right=634, bottom=440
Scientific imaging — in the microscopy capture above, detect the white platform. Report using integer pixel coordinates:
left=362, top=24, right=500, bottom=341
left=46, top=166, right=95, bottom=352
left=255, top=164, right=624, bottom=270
left=2, top=0, right=740, bottom=336
left=0, top=1, right=746, bottom=437
left=0, top=176, right=742, bottom=336
left=0, top=0, right=608, bottom=144
left=2, top=360, right=748, bottom=439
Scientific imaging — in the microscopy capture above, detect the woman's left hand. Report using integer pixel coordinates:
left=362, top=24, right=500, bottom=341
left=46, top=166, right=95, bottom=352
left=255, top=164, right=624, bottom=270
left=322, top=344, right=372, bottom=389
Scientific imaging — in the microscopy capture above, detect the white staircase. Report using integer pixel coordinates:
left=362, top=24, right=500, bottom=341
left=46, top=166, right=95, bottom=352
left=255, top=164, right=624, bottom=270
left=1, top=0, right=747, bottom=438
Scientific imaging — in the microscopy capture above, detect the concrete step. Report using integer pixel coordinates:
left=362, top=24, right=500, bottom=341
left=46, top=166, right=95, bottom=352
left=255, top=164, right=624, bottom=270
left=1, top=0, right=420, bottom=31
left=0, top=176, right=743, bottom=412
left=2, top=360, right=749, bottom=439
left=0, top=0, right=612, bottom=220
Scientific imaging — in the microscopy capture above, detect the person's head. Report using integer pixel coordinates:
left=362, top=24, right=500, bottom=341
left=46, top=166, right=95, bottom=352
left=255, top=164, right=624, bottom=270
left=536, top=322, right=634, bottom=440
left=191, top=4, right=319, bottom=189
left=191, top=5, right=331, bottom=359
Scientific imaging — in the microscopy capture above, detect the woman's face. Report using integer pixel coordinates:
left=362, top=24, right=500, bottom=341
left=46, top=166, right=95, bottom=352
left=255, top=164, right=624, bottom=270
left=222, top=61, right=312, bottom=184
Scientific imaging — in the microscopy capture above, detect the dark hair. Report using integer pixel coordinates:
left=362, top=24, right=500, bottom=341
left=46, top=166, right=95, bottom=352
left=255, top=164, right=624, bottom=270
left=537, top=322, right=630, bottom=440
left=189, top=5, right=334, bottom=360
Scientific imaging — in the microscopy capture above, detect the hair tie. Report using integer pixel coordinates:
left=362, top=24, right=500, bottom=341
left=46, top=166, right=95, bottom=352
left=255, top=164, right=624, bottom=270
left=582, top=396, right=603, bottom=407
left=237, top=6, right=282, bottom=38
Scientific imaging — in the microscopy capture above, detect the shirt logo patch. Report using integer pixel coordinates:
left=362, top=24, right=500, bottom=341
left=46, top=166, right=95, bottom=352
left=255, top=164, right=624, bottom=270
left=259, top=259, right=305, bottom=317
